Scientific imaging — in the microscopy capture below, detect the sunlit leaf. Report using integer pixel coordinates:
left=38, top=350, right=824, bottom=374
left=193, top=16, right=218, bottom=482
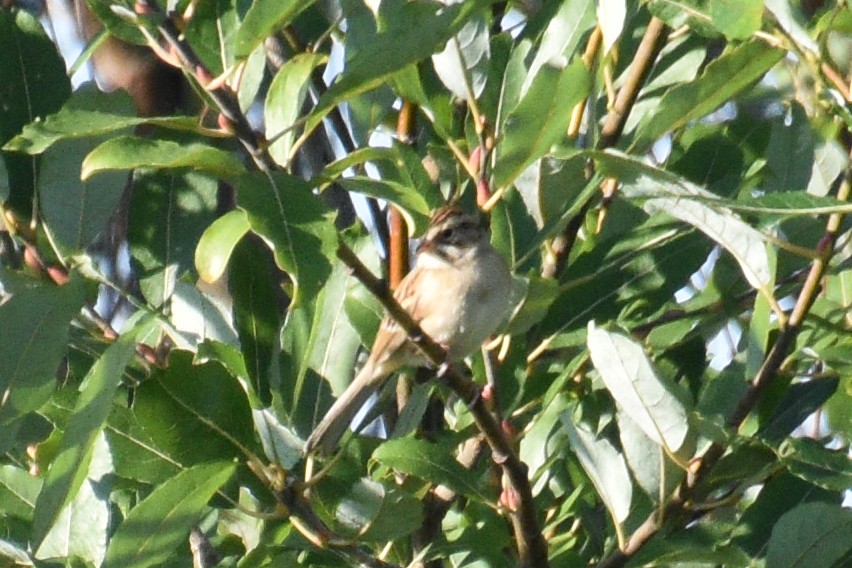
left=587, top=322, right=691, bottom=453
left=81, top=136, right=246, bottom=181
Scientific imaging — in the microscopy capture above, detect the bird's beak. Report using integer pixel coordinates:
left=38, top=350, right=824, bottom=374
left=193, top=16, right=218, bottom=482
left=415, top=238, right=433, bottom=254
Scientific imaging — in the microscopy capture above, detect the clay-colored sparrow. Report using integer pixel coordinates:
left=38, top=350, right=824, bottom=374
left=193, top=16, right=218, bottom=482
left=305, top=206, right=512, bottom=455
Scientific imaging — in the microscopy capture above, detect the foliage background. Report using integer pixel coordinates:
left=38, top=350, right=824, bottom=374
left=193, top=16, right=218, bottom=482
left=0, top=0, right=851, bottom=567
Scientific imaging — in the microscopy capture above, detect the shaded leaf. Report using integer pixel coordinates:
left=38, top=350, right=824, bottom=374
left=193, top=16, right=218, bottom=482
left=234, top=0, right=314, bottom=58
left=766, top=502, right=852, bottom=568
left=3, top=85, right=198, bottom=154
left=373, top=438, right=488, bottom=501
left=758, top=377, right=838, bottom=443
left=0, top=9, right=70, bottom=215
left=0, top=465, right=41, bottom=522
left=493, top=58, right=591, bottom=189
left=35, top=433, right=112, bottom=566
left=252, top=409, right=303, bottom=469
left=303, top=0, right=488, bottom=140
left=39, top=138, right=127, bottom=252
left=32, top=328, right=142, bottom=547
left=0, top=280, right=86, bottom=425
left=335, top=478, right=421, bottom=542
left=560, top=410, right=633, bottom=523
left=134, top=351, right=259, bottom=466
left=265, top=53, right=327, bottom=168
left=634, top=40, right=784, bottom=149
left=102, top=462, right=236, bottom=568
left=229, top=237, right=279, bottom=407
left=785, top=438, right=852, bottom=492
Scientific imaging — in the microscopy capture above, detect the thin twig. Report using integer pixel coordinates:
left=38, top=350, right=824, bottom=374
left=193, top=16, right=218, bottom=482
left=594, top=148, right=852, bottom=568
left=542, top=18, right=670, bottom=280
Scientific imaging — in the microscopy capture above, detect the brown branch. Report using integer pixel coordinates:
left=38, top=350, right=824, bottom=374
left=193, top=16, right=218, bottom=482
left=594, top=150, right=852, bottom=568
left=336, top=243, right=550, bottom=568
left=542, top=18, right=670, bottom=279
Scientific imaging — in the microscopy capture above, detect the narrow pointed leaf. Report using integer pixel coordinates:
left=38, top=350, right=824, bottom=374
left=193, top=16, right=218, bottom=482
left=493, top=57, right=590, bottom=189
left=634, top=40, right=784, bottom=149
left=102, top=462, right=236, bottom=568
left=32, top=330, right=140, bottom=547
left=560, top=412, right=632, bottom=523
left=587, top=322, right=690, bottom=453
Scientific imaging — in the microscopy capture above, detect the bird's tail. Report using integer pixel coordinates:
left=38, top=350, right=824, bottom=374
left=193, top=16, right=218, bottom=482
left=304, top=368, right=382, bottom=456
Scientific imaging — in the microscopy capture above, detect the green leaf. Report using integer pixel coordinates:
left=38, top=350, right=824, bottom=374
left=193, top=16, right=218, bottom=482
left=195, top=209, right=251, bottom=284
left=431, top=13, right=490, bottom=100
left=183, top=0, right=239, bottom=75
left=32, top=328, right=143, bottom=547
left=758, top=377, right=839, bottom=443
left=633, top=40, right=784, bottom=150
left=106, top=406, right=182, bottom=485
left=128, top=170, right=220, bottom=307
left=3, top=85, right=198, bottom=155
left=35, top=432, right=112, bottom=566
left=587, top=322, right=691, bottom=453
left=302, top=233, right=370, bottom=397
left=102, top=462, right=236, bottom=568
left=0, top=465, right=42, bottom=523
left=766, top=502, right=852, bottom=568
left=525, top=0, right=595, bottom=87
left=709, top=0, right=763, bottom=39
left=493, top=57, right=591, bottom=189
left=515, top=153, right=589, bottom=227
left=252, top=409, right=303, bottom=469
left=0, top=279, right=86, bottom=425
left=617, top=410, right=684, bottom=502
left=560, top=410, right=633, bottom=523
left=372, top=438, right=489, bottom=501
left=237, top=171, right=336, bottom=308
left=0, top=9, right=70, bottom=215
left=336, top=177, right=431, bottom=234
left=234, top=0, right=315, bottom=58
left=729, top=192, right=852, bottom=216
left=265, top=53, right=327, bottom=168
left=38, top=138, right=127, bottom=252
left=81, top=136, right=246, bottom=181
left=732, top=472, right=835, bottom=556
left=302, top=0, right=488, bottom=141
left=506, top=275, right=559, bottom=334
left=785, top=438, right=852, bottom=492
left=335, top=478, right=422, bottom=543
left=134, top=351, right=259, bottom=466
left=229, top=237, right=279, bottom=407
left=594, top=150, right=774, bottom=291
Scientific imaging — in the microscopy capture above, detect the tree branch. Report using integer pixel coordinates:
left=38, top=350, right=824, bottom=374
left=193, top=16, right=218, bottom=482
left=336, top=244, right=550, bottom=568
left=593, top=149, right=852, bottom=568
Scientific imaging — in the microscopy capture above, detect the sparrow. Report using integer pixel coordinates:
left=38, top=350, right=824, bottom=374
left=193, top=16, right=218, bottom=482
left=305, top=205, right=512, bottom=455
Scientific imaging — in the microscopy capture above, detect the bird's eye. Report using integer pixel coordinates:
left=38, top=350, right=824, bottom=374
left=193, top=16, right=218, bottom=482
left=439, top=228, right=454, bottom=240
